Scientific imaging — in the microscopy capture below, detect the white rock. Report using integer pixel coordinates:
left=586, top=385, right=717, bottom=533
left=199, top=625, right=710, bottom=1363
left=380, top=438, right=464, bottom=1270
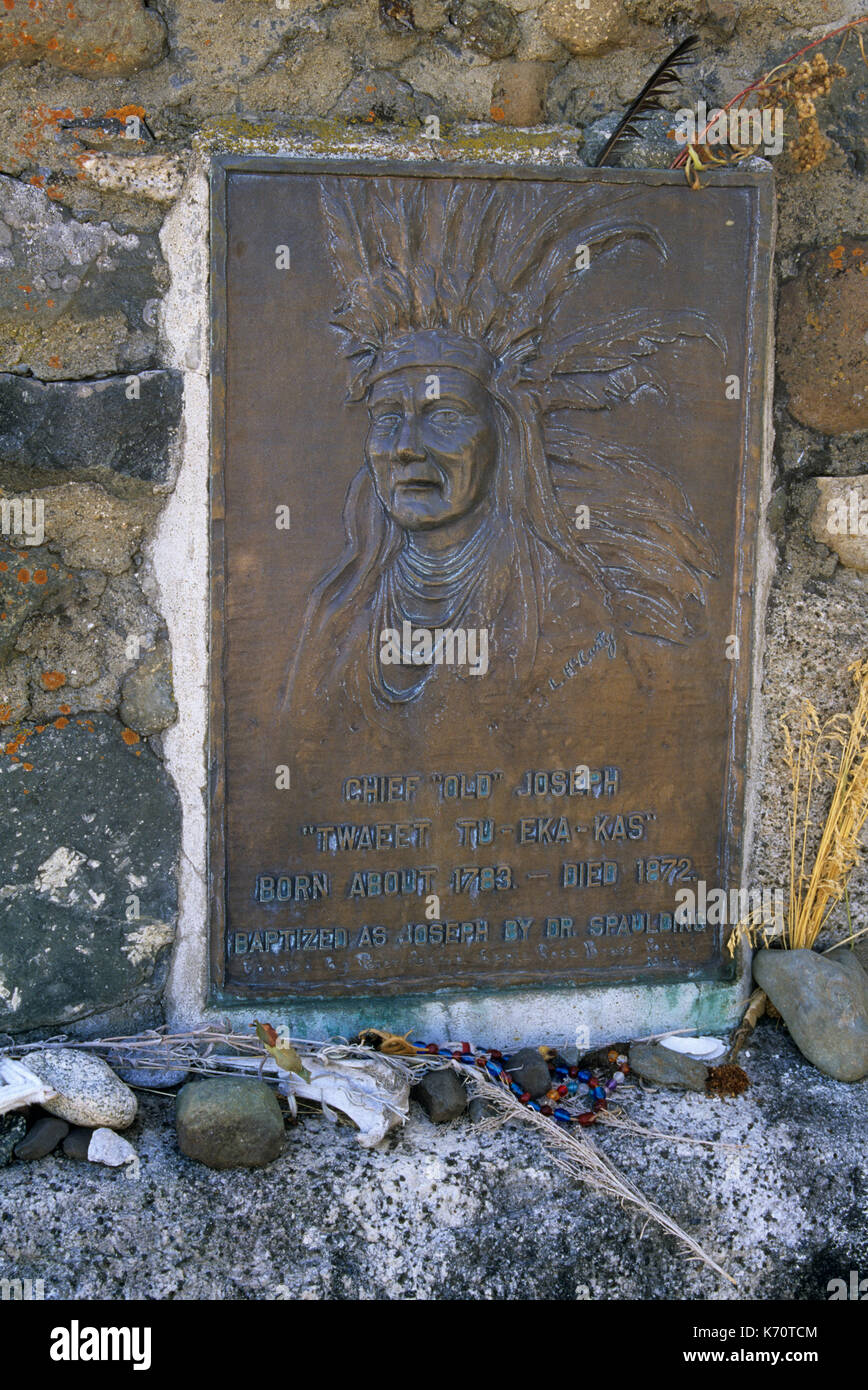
left=87, top=1127, right=138, bottom=1168
left=24, top=1049, right=137, bottom=1130
left=660, top=1035, right=727, bottom=1061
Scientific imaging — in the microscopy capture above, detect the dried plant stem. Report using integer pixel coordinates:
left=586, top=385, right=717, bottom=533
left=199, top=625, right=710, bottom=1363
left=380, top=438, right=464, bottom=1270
left=671, top=18, right=868, bottom=170
left=465, top=1072, right=735, bottom=1285
left=726, top=987, right=767, bottom=1063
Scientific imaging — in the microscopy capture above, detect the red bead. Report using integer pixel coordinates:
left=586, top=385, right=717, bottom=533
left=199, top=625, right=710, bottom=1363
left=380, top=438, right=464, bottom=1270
left=426, top=1043, right=439, bottom=1054
left=490, top=1050, right=503, bottom=1061
left=461, top=1042, right=471, bottom=1054
left=557, top=1084, right=568, bottom=1097
left=540, top=1104, right=554, bottom=1116
left=568, top=1066, right=579, bottom=1078
left=519, top=1091, right=531, bottom=1103
left=592, top=1098, right=608, bottom=1112
left=475, top=1057, right=486, bottom=1068
left=452, top=1051, right=463, bottom=1060
left=578, top=1111, right=596, bottom=1126
left=501, top=1071, right=512, bottom=1086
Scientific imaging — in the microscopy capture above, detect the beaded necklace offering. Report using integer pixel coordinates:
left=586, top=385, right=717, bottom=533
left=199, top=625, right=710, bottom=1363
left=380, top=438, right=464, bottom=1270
left=412, top=1039, right=630, bottom=1126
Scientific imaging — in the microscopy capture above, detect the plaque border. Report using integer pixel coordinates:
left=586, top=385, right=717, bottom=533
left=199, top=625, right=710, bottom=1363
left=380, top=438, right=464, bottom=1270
left=208, top=155, right=775, bottom=1003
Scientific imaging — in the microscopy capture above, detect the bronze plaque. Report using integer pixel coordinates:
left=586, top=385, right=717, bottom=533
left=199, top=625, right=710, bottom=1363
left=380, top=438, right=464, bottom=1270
left=210, top=157, right=772, bottom=1000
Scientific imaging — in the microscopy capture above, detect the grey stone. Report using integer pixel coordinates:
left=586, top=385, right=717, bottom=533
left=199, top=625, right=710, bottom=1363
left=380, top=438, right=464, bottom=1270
left=175, top=1078, right=285, bottom=1170
left=412, top=1066, right=468, bottom=1122
left=13, top=1115, right=69, bottom=1160
left=334, top=72, right=419, bottom=125
left=0, top=175, right=167, bottom=380
left=753, top=948, right=868, bottom=1083
left=120, top=642, right=177, bottom=736
left=62, top=1127, right=92, bottom=1161
left=504, top=1047, right=551, bottom=1098
left=628, top=1042, right=709, bottom=1092
left=112, top=1062, right=189, bottom=1090
left=87, top=1127, right=137, bottom=1168
left=25, top=1049, right=137, bottom=1130
left=0, top=714, right=180, bottom=1036
left=0, top=371, right=183, bottom=484
left=0, top=1113, right=26, bottom=1165
left=583, top=109, right=678, bottom=168
left=468, top=1095, right=496, bottom=1123
left=451, top=0, right=520, bottom=57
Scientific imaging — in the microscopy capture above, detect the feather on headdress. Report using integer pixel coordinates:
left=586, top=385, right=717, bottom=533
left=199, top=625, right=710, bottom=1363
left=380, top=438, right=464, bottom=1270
left=278, top=172, right=726, bottom=730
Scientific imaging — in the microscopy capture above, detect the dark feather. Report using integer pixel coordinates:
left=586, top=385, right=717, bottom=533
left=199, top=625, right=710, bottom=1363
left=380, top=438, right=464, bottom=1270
left=593, top=36, right=700, bottom=168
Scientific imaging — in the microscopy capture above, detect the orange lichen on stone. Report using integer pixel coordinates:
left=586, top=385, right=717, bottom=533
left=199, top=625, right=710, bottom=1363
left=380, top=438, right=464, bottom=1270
left=32, top=568, right=48, bottom=584
left=121, top=728, right=140, bottom=745
left=40, top=670, right=66, bottom=690
left=54, top=716, right=69, bottom=729
left=16, top=568, right=29, bottom=582
left=58, top=702, right=71, bottom=714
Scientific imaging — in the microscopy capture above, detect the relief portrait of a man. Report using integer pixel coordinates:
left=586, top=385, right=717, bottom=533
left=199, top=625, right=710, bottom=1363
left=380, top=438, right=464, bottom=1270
left=279, top=176, right=723, bottom=741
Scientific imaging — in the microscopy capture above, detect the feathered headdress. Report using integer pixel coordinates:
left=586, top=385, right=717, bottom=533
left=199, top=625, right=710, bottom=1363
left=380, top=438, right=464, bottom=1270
left=299, top=174, right=723, bottom=675
left=320, top=175, right=724, bottom=414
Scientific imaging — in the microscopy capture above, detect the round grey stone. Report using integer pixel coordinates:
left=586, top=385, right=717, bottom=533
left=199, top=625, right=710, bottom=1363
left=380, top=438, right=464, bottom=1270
left=175, top=1077, right=285, bottom=1170
left=753, top=948, right=868, bottom=1082
left=62, top=1127, right=93, bottom=1161
left=504, top=1047, right=551, bottom=1098
left=25, top=1049, right=138, bottom=1130
left=14, top=1115, right=69, bottom=1160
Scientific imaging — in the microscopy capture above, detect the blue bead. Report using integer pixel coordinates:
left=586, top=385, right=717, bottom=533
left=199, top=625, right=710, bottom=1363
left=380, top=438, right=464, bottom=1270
left=577, top=1070, right=591, bottom=1081
left=459, top=1054, right=475, bottom=1064
left=567, top=1081, right=579, bottom=1095
left=439, top=1049, right=453, bottom=1057
left=486, top=1060, right=503, bottom=1075
left=527, top=1101, right=541, bottom=1112
left=554, top=1108, right=571, bottom=1122
left=554, top=1066, right=569, bottom=1077
left=593, top=1086, right=606, bottom=1099
left=510, top=1082, right=523, bottom=1095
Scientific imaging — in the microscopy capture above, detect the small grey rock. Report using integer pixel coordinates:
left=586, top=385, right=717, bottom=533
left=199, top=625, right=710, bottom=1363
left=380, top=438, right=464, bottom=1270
left=504, top=1047, right=551, bottom=1098
left=628, top=1042, right=709, bottom=1092
left=175, top=1077, right=285, bottom=1170
left=62, top=1127, right=93, bottom=1160
left=753, top=948, right=868, bottom=1082
left=0, top=1112, right=27, bottom=1165
left=112, top=1062, right=189, bottom=1089
left=87, top=1127, right=137, bottom=1168
left=25, top=1049, right=137, bottom=1129
left=14, top=1115, right=69, bottom=1160
left=119, top=641, right=177, bottom=737
left=468, top=1095, right=497, bottom=1123
left=412, top=1067, right=468, bottom=1123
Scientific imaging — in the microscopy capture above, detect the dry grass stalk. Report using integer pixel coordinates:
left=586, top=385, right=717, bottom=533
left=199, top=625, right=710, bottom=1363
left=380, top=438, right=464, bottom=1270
left=729, top=660, right=868, bottom=956
left=465, top=1071, right=736, bottom=1285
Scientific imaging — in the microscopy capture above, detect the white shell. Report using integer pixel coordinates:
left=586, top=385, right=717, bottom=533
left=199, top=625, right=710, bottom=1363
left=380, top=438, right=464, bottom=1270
left=660, top=1035, right=727, bottom=1061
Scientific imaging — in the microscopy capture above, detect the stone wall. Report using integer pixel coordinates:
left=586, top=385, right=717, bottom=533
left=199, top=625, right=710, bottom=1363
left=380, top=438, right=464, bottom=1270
left=0, top=0, right=866, bottom=1039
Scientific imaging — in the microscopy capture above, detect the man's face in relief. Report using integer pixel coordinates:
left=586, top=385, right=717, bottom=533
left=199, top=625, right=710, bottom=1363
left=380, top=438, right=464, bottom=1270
left=365, top=365, right=498, bottom=531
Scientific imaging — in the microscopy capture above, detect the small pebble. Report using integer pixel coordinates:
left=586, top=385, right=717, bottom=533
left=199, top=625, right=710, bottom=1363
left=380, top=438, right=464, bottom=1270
left=63, top=1127, right=93, bottom=1161
left=13, top=1116, right=69, bottom=1160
